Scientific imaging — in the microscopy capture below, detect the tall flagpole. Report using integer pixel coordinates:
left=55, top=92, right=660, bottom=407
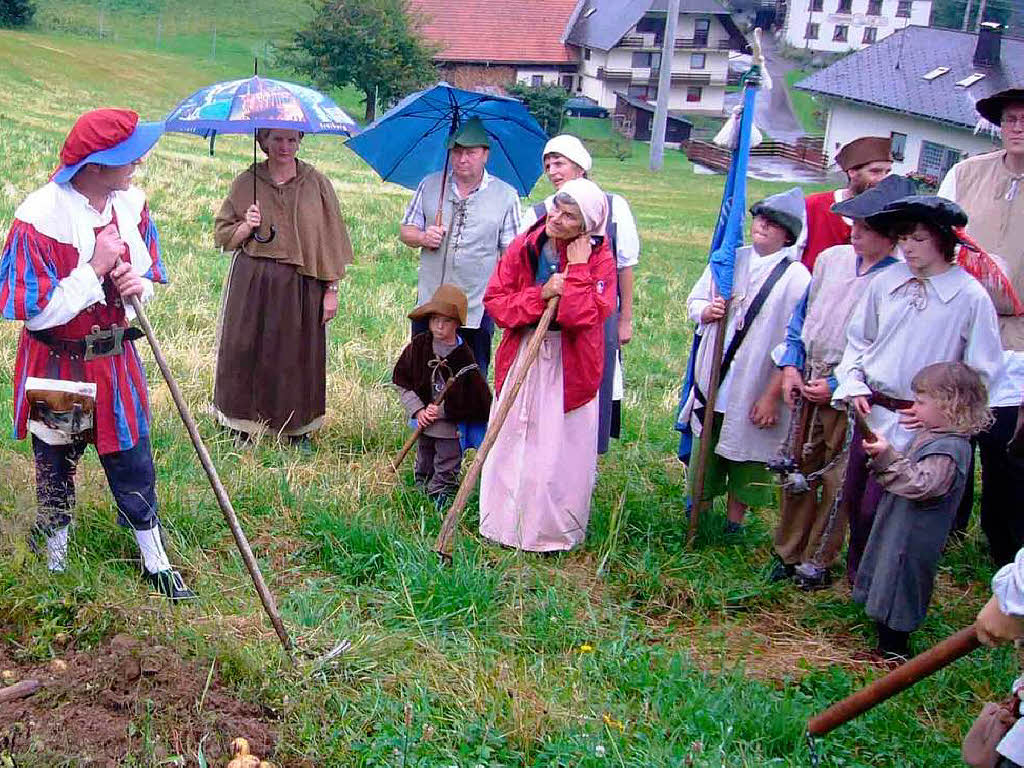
left=687, top=29, right=764, bottom=543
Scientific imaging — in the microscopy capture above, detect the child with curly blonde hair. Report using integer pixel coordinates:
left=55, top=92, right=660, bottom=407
left=853, top=361, right=991, bottom=662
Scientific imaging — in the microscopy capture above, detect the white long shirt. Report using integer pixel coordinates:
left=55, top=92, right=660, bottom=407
left=832, top=261, right=1004, bottom=450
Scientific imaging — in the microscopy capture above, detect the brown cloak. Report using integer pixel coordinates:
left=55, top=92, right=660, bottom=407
left=214, top=159, right=353, bottom=282
left=392, top=334, right=492, bottom=423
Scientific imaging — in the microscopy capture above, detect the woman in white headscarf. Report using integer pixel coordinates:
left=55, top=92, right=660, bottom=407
left=479, top=178, right=618, bottom=552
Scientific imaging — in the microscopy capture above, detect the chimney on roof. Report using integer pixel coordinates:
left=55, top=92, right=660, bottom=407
left=973, top=22, right=1003, bottom=68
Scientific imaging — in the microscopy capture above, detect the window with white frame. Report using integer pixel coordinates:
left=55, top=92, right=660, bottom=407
left=918, top=140, right=961, bottom=179
left=890, top=131, right=907, bottom=161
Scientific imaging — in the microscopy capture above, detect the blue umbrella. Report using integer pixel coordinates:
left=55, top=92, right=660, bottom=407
left=164, top=65, right=359, bottom=243
left=345, top=81, right=548, bottom=197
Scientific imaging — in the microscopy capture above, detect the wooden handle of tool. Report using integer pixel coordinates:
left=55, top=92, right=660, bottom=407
left=851, top=407, right=877, bottom=443
left=435, top=296, right=560, bottom=558
left=128, top=296, right=294, bottom=662
left=687, top=299, right=730, bottom=544
left=392, top=375, right=457, bottom=472
left=0, top=679, right=41, bottom=704
left=806, top=625, right=980, bottom=737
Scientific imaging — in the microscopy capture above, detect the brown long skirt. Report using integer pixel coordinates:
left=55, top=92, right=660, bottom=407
left=213, top=252, right=326, bottom=436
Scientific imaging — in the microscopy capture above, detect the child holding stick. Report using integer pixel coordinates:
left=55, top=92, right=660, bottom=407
left=680, top=188, right=811, bottom=532
left=854, top=362, right=991, bottom=662
left=392, top=284, right=491, bottom=508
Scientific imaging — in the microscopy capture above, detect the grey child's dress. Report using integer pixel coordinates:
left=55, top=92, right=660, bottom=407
left=853, top=430, right=972, bottom=633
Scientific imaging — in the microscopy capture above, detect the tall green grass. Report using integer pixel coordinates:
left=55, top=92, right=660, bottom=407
left=0, top=27, right=1010, bottom=766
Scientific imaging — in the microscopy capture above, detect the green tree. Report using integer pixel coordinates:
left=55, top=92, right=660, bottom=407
left=282, top=0, right=438, bottom=123
left=931, top=0, right=1011, bottom=30
left=0, top=0, right=36, bottom=28
left=506, top=82, right=568, bottom=137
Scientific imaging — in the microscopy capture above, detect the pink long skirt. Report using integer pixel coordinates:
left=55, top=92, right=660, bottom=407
left=479, top=331, right=599, bottom=552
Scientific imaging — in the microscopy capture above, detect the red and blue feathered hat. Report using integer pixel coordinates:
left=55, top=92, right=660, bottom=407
left=53, top=109, right=164, bottom=184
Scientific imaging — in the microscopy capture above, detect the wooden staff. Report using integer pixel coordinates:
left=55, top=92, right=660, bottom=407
left=807, top=625, right=980, bottom=737
left=850, top=404, right=878, bottom=442
left=435, top=297, right=560, bottom=559
left=391, top=362, right=479, bottom=472
left=687, top=297, right=729, bottom=543
left=128, top=296, right=294, bottom=663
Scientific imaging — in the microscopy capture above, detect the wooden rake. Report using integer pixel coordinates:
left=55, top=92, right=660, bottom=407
left=434, top=296, right=559, bottom=561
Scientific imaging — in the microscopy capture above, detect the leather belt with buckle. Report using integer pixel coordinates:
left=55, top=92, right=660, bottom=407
left=29, top=325, right=145, bottom=360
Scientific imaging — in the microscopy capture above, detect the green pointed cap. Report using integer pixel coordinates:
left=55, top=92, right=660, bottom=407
left=447, top=116, right=490, bottom=149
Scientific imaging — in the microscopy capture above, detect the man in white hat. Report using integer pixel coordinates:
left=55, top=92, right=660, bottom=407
left=520, top=134, right=640, bottom=454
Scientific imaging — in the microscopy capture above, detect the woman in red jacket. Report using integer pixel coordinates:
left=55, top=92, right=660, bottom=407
left=479, top=178, right=617, bottom=552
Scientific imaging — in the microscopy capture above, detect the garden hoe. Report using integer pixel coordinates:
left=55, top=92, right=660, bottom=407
left=128, top=295, right=294, bottom=663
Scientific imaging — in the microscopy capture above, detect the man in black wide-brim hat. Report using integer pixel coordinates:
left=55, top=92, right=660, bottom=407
left=937, top=86, right=1024, bottom=567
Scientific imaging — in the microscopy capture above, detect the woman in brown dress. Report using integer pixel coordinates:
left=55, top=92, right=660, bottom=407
left=213, top=128, right=353, bottom=444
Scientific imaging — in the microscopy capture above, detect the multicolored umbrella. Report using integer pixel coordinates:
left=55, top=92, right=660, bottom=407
left=165, top=75, right=359, bottom=146
left=164, top=68, right=359, bottom=243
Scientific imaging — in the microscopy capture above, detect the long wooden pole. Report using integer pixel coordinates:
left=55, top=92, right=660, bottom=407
left=806, top=625, right=980, bottom=737
left=391, top=374, right=458, bottom=472
left=128, top=296, right=294, bottom=662
left=435, top=297, right=560, bottom=559
left=687, top=299, right=729, bottom=543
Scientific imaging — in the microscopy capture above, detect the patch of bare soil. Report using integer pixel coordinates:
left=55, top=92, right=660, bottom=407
left=0, top=633, right=276, bottom=766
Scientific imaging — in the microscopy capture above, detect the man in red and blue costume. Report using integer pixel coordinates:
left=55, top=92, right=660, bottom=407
left=1, top=108, right=195, bottom=600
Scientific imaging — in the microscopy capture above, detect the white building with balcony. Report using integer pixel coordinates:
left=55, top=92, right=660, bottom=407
left=778, top=0, right=932, bottom=52
left=565, top=0, right=751, bottom=114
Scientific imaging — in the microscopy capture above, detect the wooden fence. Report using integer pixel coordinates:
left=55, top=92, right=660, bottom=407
left=683, top=135, right=827, bottom=173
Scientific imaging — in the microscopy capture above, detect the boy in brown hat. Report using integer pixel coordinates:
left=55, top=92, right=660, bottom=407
left=392, top=284, right=492, bottom=507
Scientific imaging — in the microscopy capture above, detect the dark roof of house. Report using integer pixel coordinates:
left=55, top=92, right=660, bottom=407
left=794, top=26, right=1024, bottom=130
left=409, top=0, right=580, bottom=65
left=565, top=0, right=750, bottom=53
left=614, top=91, right=694, bottom=124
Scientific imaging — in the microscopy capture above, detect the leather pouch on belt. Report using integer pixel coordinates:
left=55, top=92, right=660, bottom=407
left=25, top=377, right=97, bottom=443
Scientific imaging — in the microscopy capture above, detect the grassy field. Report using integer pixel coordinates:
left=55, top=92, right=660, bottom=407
left=0, top=27, right=1015, bottom=767
left=28, top=0, right=367, bottom=121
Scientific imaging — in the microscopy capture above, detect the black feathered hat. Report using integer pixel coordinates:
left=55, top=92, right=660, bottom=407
left=865, top=195, right=968, bottom=232
left=974, top=88, right=1024, bottom=126
left=831, top=174, right=918, bottom=219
